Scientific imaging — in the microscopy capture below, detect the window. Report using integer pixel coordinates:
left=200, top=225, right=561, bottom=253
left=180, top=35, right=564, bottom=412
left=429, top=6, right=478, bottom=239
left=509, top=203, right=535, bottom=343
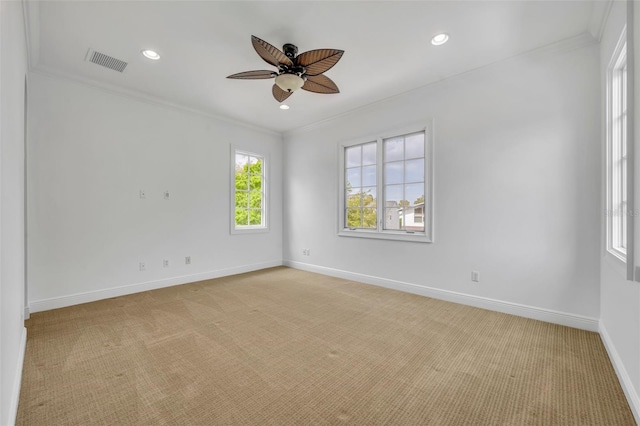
left=231, top=149, right=267, bottom=232
left=606, top=29, right=627, bottom=261
left=339, top=124, right=433, bottom=242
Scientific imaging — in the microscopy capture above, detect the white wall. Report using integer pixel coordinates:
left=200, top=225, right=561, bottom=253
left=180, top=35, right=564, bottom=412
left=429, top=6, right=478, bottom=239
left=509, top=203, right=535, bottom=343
left=0, top=1, right=28, bottom=424
left=284, top=39, right=601, bottom=327
left=599, top=1, right=640, bottom=422
left=27, top=72, right=283, bottom=311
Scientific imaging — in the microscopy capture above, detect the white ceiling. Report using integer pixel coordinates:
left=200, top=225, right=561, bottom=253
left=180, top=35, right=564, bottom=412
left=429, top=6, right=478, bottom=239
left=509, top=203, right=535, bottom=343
left=26, top=1, right=605, bottom=133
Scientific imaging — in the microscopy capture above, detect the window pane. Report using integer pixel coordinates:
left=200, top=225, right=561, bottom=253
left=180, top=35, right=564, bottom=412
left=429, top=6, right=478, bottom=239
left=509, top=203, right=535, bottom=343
left=347, top=168, right=361, bottom=188
left=346, top=208, right=361, bottom=228
left=362, top=187, right=376, bottom=206
left=235, top=154, right=248, bottom=170
left=385, top=185, right=403, bottom=205
left=622, top=201, right=627, bottom=249
left=249, top=174, right=262, bottom=191
left=347, top=188, right=362, bottom=207
left=384, top=138, right=404, bottom=162
left=405, top=183, right=424, bottom=207
left=405, top=159, right=424, bottom=183
left=385, top=207, right=401, bottom=230
left=346, top=146, right=361, bottom=168
left=235, top=208, right=248, bottom=226
left=249, top=209, right=262, bottom=225
left=362, top=165, right=376, bottom=186
left=249, top=191, right=262, bottom=208
left=362, top=208, right=377, bottom=229
left=235, top=192, right=249, bottom=208
left=405, top=133, right=425, bottom=159
left=384, top=162, right=403, bottom=184
left=406, top=205, right=425, bottom=231
left=621, top=72, right=627, bottom=250
left=235, top=172, right=248, bottom=190
left=362, top=142, right=376, bottom=165
left=250, top=157, right=262, bottom=173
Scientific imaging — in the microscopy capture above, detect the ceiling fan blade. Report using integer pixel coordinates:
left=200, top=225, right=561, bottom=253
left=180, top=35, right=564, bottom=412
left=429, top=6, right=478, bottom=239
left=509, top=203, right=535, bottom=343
left=227, top=70, right=277, bottom=79
left=252, top=35, right=293, bottom=68
left=296, top=49, right=344, bottom=76
left=272, top=84, right=293, bottom=103
left=302, top=74, right=340, bottom=94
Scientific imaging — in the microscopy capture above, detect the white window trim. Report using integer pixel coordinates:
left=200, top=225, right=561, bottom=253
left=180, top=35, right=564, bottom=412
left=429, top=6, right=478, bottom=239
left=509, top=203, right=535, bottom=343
left=230, top=145, right=270, bottom=234
left=337, top=122, right=434, bottom=243
left=605, top=27, right=627, bottom=263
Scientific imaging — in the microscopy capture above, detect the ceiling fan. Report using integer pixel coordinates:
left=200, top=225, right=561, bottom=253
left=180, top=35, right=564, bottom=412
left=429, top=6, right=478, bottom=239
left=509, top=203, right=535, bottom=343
left=227, top=35, right=344, bottom=103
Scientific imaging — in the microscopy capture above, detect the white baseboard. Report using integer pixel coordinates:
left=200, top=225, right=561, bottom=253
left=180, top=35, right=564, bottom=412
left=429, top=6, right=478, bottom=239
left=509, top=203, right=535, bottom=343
left=284, top=260, right=599, bottom=332
left=29, top=261, right=283, bottom=313
left=8, top=327, right=27, bottom=426
left=599, top=322, right=640, bottom=424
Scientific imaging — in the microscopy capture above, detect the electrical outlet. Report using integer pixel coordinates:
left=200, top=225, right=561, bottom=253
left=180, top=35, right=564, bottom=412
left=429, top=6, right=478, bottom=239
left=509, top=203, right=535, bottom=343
left=307, top=249, right=311, bottom=256
left=139, top=189, right=146, bottom=199
left=185, top=256, right=191, bottom=265
left=471, top=271, right=480, bottom=282
left=139, top=262, right=146, bottom=271
left=163, top=259, right=169, bottom=268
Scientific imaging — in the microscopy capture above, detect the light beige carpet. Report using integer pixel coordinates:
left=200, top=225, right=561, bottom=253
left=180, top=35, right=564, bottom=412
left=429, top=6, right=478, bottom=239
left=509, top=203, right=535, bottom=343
left=17, top=267, right=635, bottom=425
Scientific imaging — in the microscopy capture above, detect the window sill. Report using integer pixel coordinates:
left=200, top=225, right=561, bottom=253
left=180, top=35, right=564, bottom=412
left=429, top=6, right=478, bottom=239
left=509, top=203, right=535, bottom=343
left=607, top=247, right=627, bottom=264
left=338, top=229, right=432, bottom=243
left=231, top=226, right=269, bottom=235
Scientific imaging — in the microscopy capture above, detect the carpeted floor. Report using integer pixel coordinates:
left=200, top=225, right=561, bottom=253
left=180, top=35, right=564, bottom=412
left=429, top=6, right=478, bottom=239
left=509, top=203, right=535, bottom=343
left=17, top=267, right=635, bottom=425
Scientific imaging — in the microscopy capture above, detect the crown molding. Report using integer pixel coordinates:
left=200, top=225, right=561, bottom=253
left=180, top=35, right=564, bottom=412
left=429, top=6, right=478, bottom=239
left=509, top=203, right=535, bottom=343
left=22, top=1, right=279, bottom=138
left=588, top=0, right=613, bottom=43
left=22, top=0, right=39, bottom=71
left=30, top=66, right=281, bottom=138
left=283, top=32, right=597, bottom=139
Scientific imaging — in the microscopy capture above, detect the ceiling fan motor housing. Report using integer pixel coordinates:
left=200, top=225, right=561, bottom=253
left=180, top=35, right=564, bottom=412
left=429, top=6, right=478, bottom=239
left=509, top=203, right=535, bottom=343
left=280, top=43, right=305, bottom=78
left=283, top=43, right=298, bottom=59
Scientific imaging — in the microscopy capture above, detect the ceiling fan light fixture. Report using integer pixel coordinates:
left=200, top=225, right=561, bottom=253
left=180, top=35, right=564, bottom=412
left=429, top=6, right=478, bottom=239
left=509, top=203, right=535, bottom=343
left=142, top=49, right=161, bottom=60
left=431, top=33, right=449, bottom=46
left=275, top=73, right=304, bottom=93
left=279, top=104, right=290, bottom=110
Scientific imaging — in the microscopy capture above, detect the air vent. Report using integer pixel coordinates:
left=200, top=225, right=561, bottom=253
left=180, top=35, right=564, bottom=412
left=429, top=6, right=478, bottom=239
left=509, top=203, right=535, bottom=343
left=86, top=49, right=127, bottom=73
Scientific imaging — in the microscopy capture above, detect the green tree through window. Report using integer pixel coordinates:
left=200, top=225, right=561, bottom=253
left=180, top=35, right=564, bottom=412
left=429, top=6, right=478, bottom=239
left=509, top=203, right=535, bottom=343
left=346, top=187, right=377, bottom=228
left=235, top=153, right=264, bottom=227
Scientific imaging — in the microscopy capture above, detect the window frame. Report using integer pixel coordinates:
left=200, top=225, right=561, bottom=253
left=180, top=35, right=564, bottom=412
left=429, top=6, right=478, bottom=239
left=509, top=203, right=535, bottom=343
left=230, top=146, right=269, bottom=234
left=606, top=28, right=627, bottom=262
left=338, top=122, right=433, bottom=243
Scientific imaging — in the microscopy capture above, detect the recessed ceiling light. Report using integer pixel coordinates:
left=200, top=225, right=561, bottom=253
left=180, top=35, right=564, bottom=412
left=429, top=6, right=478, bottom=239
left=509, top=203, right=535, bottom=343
left=142, top=49, right=160, bottom=60
left=431, top=33, right=449, bottom=46
left=279, top=104, right=290, bottom=110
